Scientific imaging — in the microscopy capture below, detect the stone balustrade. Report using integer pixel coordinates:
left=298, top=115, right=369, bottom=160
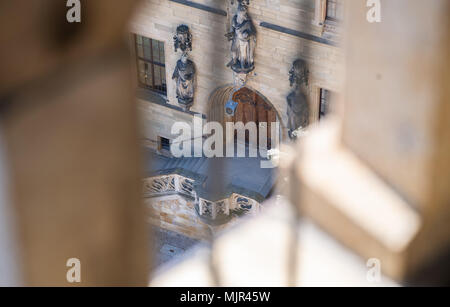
left=143, top=174, right=196, bottom=199
left=143, top=174, right=260, bottom=226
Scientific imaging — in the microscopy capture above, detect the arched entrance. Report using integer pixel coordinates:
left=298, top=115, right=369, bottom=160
left=207, top=86, right=280, bottom=150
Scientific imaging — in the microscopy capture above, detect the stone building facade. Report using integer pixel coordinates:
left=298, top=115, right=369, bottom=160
left=132, top=0, right=344, bottom=144
left=130, top=0, right=344, bottom=239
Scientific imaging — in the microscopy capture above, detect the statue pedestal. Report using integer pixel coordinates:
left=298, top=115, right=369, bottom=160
left=233, top=72, right=248, bottom=88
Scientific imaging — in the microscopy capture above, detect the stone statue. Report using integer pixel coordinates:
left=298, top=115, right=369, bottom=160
left=287, top=59, right=310, bottom=139
left=173, top=25, right=192, bottom=53
left=172, top=53, right=196, bottom=111
left=226, top=2, right=256, bottom=74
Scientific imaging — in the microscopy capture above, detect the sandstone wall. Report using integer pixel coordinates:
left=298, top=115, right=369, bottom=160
left=146, top=195, right=211, bottom=240
left=130, top=0, right=344, bottom=135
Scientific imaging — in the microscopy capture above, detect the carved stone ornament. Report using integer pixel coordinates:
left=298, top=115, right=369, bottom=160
left=172, top=52, right=196, bottom=111
left=173, top=24, right=192, bottom=53
left=287, top=59, right=310, bottom=139
left=233, top=72, right=248, bottom=88
left=226, top=2, right=256, bottom=74
left=289, top=58, right=309, bottom=87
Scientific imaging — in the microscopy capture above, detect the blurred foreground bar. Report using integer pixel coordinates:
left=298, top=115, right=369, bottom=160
left=293, top=0, right=450, bottom=283
left=0, top=0, right=148, bottom=286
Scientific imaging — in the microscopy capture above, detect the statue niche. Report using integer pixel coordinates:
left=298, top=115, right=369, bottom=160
left=287, top=59, right=310, bottom=139
left=226, top=2, right=256, bottom=74
left=172, top=52, right=196, bottom=111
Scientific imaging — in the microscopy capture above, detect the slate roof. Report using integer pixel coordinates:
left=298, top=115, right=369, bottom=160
left=144, top=148, right=276, bottom=202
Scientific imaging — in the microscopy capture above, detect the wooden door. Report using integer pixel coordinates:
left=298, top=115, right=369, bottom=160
left=225, top=88, right=277, bottom=149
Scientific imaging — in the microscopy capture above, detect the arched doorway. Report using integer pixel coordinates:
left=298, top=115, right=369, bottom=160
left=207, top=86, right=280, bottom=150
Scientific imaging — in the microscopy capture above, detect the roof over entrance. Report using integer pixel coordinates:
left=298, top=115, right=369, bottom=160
left=144, top=149, right=276, bottom=202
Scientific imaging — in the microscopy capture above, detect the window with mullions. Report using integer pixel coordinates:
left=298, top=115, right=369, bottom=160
left=326, top=0, right=344, bottom=22
left=135, top=35, right=167, bottom=94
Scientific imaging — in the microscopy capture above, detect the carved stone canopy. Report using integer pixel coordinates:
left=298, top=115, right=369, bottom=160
left=173, top=25, right=192, bottom=53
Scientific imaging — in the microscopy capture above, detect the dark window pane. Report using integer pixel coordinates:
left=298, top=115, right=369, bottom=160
left=137, top=60, right=146, bottom=84
left=143, top=46, right=151, bottom=61
left=136, top=35, right=143, bottom=45
left=137, top=44, right=144, bottom=58
left=152, top=39, right=160, bottom=63
left=159, top=42, right=165, bottom=63
left=161, top=67, right=167, bottom=92
left=140, top=60, right=152, bottom=86
left=134, top=34, right=166, bottom=94
left=145, top=66, right=153, bottom=87
left=154, top=66, right=161, bottom=88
